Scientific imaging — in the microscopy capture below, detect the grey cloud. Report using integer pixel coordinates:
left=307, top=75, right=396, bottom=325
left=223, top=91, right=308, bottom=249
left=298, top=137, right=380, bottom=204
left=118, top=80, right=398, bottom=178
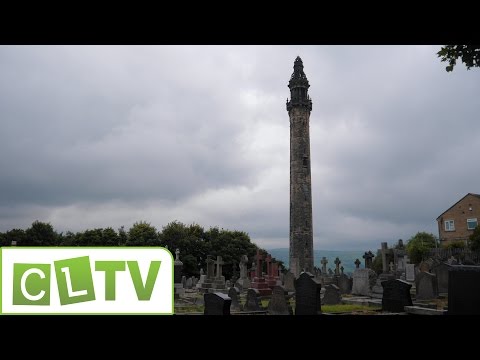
left=1, top=45, right=479, bottom=252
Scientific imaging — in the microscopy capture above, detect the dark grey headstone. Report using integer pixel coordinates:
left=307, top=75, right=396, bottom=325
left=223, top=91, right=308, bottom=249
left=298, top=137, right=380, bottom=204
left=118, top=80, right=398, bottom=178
left=381, top=279, right=412, bottom=313
left=323, top=284, right=341, bottom=305
left=448, top=265, right=480, bottom=315
left=415, top=272, right=438, bottom=300
left=338, top=274, right=352, bottom=294
left=267, top=285, right=293, bottom=315
left=245, top=288, right=262, bottom=311
left=204, top=292, right=231, bottom=315
left=174, top=264, right=183, bottom=284
left=295, top=272, right=322, bottom=315
left=283, top=271, right=295, bottom=292
left=228, top=286, right=241, bottom=311
left=431, top=262, right=451, bottom=293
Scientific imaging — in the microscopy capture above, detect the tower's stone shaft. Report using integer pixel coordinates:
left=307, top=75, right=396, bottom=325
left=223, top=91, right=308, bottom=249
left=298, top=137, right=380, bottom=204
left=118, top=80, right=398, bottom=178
left=287, top=56, right=314, bottom=278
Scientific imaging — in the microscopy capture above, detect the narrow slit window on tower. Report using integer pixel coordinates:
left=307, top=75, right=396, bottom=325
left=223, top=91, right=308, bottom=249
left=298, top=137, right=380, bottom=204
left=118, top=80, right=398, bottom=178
left=303, top=155, right=308, bottom=167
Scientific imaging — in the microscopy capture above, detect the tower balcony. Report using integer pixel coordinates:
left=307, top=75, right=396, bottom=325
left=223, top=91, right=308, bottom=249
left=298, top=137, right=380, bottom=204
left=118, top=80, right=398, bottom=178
left=286, top=98, right=313, bottom=112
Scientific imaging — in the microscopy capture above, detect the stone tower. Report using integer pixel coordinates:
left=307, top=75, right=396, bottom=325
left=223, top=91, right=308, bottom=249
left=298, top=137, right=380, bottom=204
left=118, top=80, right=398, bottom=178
left=287, top=56, right=314, bottom=278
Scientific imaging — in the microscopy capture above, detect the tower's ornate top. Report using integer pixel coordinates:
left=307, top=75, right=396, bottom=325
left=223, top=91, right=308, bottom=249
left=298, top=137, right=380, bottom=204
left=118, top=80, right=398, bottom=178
left=290, top=56, right=308, bottom=84
left=287, top=56, right=312, bottom=111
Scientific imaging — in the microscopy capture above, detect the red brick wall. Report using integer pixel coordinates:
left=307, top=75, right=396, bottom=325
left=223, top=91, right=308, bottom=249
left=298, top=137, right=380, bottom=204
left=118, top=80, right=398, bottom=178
left=437, top=194, right=480, bottom=246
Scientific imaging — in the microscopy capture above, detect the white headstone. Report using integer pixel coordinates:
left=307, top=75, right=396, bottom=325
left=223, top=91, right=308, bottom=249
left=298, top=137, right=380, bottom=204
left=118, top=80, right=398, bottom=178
left=406, top=264, right=415, bottom=282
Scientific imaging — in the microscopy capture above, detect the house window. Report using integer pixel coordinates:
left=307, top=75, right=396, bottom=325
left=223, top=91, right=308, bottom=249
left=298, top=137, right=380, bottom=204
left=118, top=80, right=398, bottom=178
left=445, top=220, right=455, bottom=231
left=467, top=218, right=478, bottom=230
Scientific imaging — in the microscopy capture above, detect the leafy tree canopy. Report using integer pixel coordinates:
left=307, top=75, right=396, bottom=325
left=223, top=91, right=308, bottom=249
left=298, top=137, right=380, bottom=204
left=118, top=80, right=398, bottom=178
left=469, top=226, right=480, bottom=251
left=438, top=45, right=480, bottom=72
left=406, top=231, right=437, bottom=264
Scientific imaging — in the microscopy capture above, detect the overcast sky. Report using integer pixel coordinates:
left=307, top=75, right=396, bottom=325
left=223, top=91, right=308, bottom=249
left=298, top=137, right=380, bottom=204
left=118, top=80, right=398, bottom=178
left=1, top=45, right=479, bottom=250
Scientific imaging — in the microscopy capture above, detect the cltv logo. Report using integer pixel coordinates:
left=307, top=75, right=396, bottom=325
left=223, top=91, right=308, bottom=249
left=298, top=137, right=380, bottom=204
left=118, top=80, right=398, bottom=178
left=0, top=248, right=173, bottom=314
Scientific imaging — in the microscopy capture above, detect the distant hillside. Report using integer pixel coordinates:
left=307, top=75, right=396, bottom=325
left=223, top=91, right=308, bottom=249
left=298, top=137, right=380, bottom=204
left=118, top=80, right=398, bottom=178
left=268, top=248, right=364, bottom=275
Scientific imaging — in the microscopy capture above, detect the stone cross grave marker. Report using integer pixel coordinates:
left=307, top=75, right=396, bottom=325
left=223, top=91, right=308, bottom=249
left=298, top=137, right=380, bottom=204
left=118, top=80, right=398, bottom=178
left=363, top=251, right=374, bottom=269
left=215, top=256, right=224, bottom=279
left=334, top=257, right=341, bottom=276
left=354, top=258, right=361, bottom=269
left=321, top=257, right=328, bottom=274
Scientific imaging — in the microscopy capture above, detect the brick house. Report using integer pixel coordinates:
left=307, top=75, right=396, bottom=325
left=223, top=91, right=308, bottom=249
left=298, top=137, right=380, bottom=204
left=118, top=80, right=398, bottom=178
left=436, top=193, right=480, bottom=246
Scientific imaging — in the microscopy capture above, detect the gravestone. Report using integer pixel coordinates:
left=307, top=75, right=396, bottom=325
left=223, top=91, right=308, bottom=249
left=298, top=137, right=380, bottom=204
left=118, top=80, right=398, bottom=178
left=283, top=270, right=295, bottom=292
left=406, top=264, right=415, bottom=282
left=204, top=292, right=231, bottom=315
left=321, top=257, right=328, bottom=274
left=211, top=256, right=226, bottom=291
left=363, top=251, right=375, bottom=269
left=431, top=262, right=451, bottom=293
left=174, top=248, right=185, bottom=297
left=174, top=248, right=183, bottom=284
left=354, top=259, right=361, bottom=269
left=334, top=257, right=341, bottom=276
left=267, top=285, right=293, bottom=315
left=419, top=261, right=431, bottom=273
left=447, top=256, right=458, bottom=265
left=245, top=288, right=262, bottom=311
left=250, top=250, right=272, bottom=296
left=295, top=272, right=322, bottom=315
left=381, top=242, right=388, bottom=273
left=338, top=273, right=352, bottom=294
left=198, top=255, right=215, bottom=293
left=236, top=254, right=251, bottom=291
left=228, top=286, right=241, bottom=311
left=352, top=268, right=376, bottom=296
left=181, top=276, right=187, bottom=288
left=186, top=277, right=193, bottom=289
left=323, top=284, right=341, bottom=305
left=415, top=272, right=438, bottom=300
left=448, top=265, right=480, bottom=315
left=382, top=279, right=412, bottom=313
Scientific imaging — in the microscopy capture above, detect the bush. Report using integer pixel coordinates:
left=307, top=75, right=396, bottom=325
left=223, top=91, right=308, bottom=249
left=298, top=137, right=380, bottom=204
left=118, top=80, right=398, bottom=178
left=406, top=232, right=437, bottom=264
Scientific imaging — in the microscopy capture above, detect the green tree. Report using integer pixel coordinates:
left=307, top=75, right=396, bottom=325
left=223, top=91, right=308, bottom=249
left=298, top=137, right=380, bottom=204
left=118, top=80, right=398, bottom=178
left=468, top=226, right=480, bottom=251
left=118, top=226, right=127, bottom=246
left=24, top=221, right=58, bottom=246
left=438, top=45, right=480, bottom=72
left=5, top=229, right=27, bottom=246
left=102, top=227, right=120, bottom=246
left=406, top=232, right=437, bottom=264
left=127, top=221, right=160, bottom=246
left=77, top=228, right=104, bottom=246
left=372, top=252, right=383, bottom=274
left=58, top=231, right=78, bottom=246
left=0, top=232, right=7, bottom=247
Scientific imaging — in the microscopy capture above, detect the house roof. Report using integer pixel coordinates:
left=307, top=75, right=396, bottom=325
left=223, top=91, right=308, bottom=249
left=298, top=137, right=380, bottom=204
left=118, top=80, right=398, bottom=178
left=436, top=193, right=480, bottom=220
